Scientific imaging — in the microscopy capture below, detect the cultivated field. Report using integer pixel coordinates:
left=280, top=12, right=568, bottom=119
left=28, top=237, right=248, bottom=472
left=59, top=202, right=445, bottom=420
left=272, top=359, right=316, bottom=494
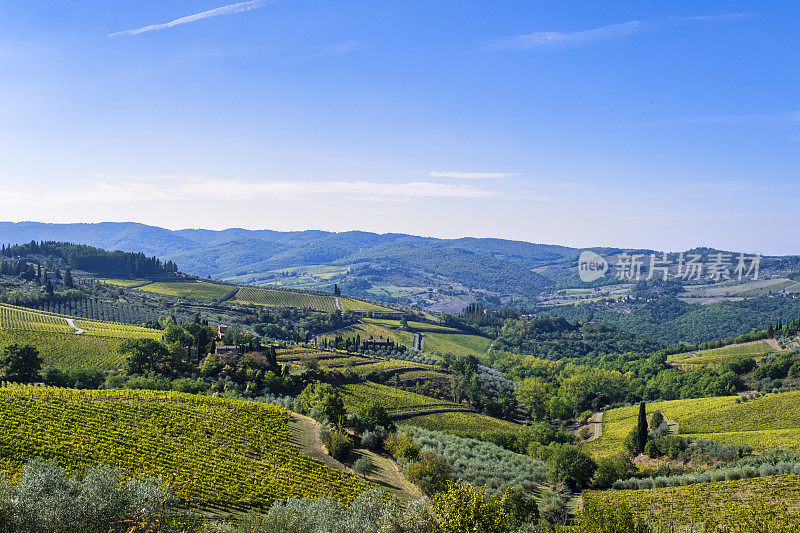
left=0, top=386, right=370, bottom=511
left=402, top=411, right=522, bottom=436
left=340, top=382, right=465, bottom=416
left=584, top=475, right=800, bottom=529
left=136, top=281, right=234, bottom=301
left=584, top=392, right=800, bottom=458
left=668, top=340, right=784, bottom=367
left=0, top=330, right=126, bottom=370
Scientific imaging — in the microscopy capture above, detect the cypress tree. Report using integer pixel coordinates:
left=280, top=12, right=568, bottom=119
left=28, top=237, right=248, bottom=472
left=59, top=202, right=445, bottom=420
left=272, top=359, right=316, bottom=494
left=634, top=401, right=648, bottom=453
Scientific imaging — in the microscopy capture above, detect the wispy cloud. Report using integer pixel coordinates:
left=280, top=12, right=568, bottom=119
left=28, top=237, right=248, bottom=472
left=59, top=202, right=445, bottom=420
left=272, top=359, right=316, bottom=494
left=482, top=13, right=752, bottom=51
left=108, top=0, right=273, bottom=37
left=0, top=176, right=517, bottom=206
left=429, top=171, right=516, bottom=179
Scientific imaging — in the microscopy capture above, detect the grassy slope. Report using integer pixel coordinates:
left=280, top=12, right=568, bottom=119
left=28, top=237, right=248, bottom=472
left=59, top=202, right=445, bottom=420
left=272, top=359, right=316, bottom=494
left=667, top=340, right=784, bottom=367
left=0, top=330, right=126, bottom=370
left=340, top=382, right=464, bottom=416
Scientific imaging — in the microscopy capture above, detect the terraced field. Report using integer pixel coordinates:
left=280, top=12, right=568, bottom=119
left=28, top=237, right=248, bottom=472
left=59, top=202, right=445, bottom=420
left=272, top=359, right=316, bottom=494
left=0, top=386, right=370, bottom=510
left=584, top=475, right=800, bottom=529
left=402, top=412, right=522, bottom=437
left=340, top=382, right=466, bottom=417
left=339, top=298, right=396, bottom=313
left=97, top=278, right=150, bottom=288
left=584, top=392, right=800, bottom=458
left=668, top=340, right=784, bottom=367
left=137, top=281, right=234, bottom=301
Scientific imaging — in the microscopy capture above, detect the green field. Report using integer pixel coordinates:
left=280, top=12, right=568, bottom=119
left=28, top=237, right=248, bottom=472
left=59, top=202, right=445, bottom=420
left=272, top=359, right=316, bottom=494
left=0, top=303, right=162, bottom=340
left=137, top=281, right=234, bottom=301
left=0, top=386, right=369, bottom=510
left=584, top=475, right=800, bottom=529
left=339, top=297, right=396, bottom=313
left=234, top=286, right=338, bottom=311
left=362, top=318, right=462, bottom=333
left=0, top=330, right=126, bottom=370
left=585, top=392, right=800, bottom=458
left=97, top=278, right=150, bottom=288
left=338, top=321, right=491, bottom=358
left=668, top=340, right=783, bottom=367
left=340, top=382, right=464, bottom=416
left=402, top=412, right=522, bottom=437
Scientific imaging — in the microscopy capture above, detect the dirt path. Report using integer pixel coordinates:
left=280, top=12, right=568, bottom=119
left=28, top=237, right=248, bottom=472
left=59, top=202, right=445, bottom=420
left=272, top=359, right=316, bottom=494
left=662, top=414, right=679, bottom=434
left=287, top=412, right=421, bottom=502
left=587, top=411, right=604, bottom=441
left=766, top=338, right=785, bottom=351
left=335, top=296, right=342, bottom=311
left=64, top=318, right=85, bottom=334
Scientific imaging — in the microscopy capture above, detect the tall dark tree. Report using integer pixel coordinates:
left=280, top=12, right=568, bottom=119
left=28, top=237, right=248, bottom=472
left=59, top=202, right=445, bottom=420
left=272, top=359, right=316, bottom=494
left=0, top=344, right=42, bottom=383
left=634, top=401, right=649, bottom=454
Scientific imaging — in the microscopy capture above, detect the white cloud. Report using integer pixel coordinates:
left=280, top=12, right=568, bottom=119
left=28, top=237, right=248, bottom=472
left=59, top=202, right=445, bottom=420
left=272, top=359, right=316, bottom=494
left=429, top=171, right=516, bottom=179
left=0, top=176, right=506, bottom=206
left=483, top=13, right=752, bottom=51
left=108, top=0, right=273, bottom=37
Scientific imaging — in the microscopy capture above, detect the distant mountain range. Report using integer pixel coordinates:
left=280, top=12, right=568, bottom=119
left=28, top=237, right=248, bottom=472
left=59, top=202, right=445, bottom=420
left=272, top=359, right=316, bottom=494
left=0, top=222, right=797, bottom=312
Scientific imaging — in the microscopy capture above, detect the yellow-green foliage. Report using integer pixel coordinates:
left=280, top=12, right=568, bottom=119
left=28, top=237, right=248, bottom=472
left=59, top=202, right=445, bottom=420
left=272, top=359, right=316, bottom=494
left=0, top=330, right=126, bottom=370
left=678, top=391, right=800, bottom=433
left=667, top=340, right=782, bottom=367
left=0, top=386, right=370, bottom=509
left=339, top=298, right=395, bottom=313
left=0, top=303, right=161, bottom=340
left=583, top=397, right=733, bottom=459
left=583, top=475, right=800, bottom=529
left=362, top=318, right=461, bottom=333
left=137, top=281, right=233, bottom=301
left=337, top=321, right=490, bottom=359
left=398, top=370, right=449, bottom=381
left=0, top=304, right=75, bottom=334
left=585, top=392, right=800, bottom=457
left=349, top=359, right=437, bottom=376
left=340, top=382, right=462, bottom=415
left=71, top=318, right=163, bottom=340
left=234, top=286, right=337, bottom=311
left=402, top=412, right=522, bottom=435
left=97, top=279, right=149, bottom=288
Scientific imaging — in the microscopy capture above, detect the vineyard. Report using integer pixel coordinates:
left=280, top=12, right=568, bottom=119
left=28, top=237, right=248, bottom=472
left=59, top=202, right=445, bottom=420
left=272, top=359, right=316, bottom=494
left=339, top=297, right=396, bottom=313
left=402, top=412, right=522, bottom=436
left=584, top=475, right=800, bottom=528
left=340, top=382, right=466, bottom=416
left=33, top=298, right=161, bottom=325
left=97, top=279, right=150, bottom=288
left=137, top=281, right=234, bottom=301
left=667, top=340, right=783, bottom=367
left=234, top=287, right=338, bottom=312
left=585, top=392, right=800, bottom=458
left=0, top=330, right=126, bottom=370
left=0, top=386, right=370, bottom=511
left=0, top=303, right=162, bottom=340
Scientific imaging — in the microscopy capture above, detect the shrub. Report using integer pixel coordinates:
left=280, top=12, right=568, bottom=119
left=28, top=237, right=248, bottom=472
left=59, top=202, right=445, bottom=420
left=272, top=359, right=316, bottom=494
left=546, top=445, right=597, bottom=491
left=384, top=431, right=420, bottom=461
left=650, top=411, right=664, bottom=429
left=322, top=427, right=353, bottom=461
left=404, top=452, right=451, bottom=495
left=538, top=489, right=569, bottom=526
left=361, top=426, right=387, bottom=450
left=355, top=400, right=393, bottom=432
left=594, top=454, right=636, bottom=488
left=353, top=456, right=372, bottom=476
left=296, top=382, right=347, bottom=426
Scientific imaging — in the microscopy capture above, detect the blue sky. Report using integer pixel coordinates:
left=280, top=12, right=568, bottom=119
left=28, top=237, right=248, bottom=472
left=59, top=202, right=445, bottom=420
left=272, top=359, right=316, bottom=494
left=1, top=1, right=799, bottom=253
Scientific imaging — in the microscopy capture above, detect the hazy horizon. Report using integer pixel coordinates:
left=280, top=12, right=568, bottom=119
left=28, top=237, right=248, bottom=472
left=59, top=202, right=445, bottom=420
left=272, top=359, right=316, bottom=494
left=2, top=1, right=799, bottom=254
